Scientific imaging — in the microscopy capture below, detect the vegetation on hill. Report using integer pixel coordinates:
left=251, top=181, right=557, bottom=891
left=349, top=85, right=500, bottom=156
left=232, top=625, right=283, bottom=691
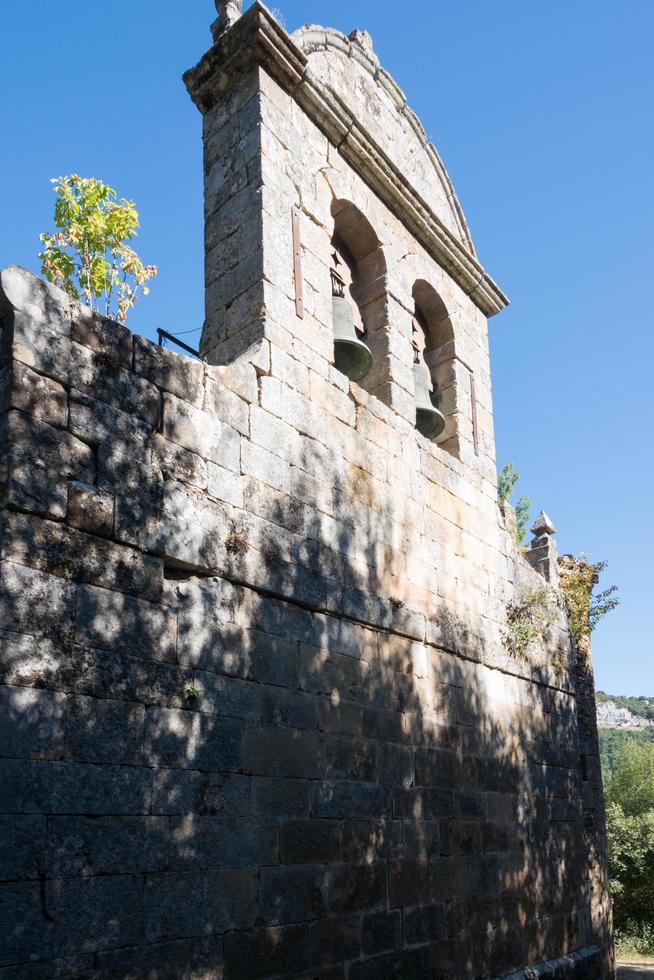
left=597, top=691, right=654, bottom=722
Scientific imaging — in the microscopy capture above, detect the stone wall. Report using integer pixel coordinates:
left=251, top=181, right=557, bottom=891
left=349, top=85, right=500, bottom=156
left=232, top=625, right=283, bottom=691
left=0, top=263, right=611, bottom=978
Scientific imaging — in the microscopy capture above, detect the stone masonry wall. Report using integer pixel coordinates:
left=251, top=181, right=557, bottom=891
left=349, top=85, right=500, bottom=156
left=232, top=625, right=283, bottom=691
left=0, top=264, right=611, bottom=978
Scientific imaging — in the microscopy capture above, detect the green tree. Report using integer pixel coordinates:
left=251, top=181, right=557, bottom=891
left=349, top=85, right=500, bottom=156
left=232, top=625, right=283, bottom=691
left=606, top=741, right=654, bottom=939
left=497, top=461, right=531, bottom=545
left=607, top=740, right=654, bottom=817
left=39, top=175, right=156, bottom=324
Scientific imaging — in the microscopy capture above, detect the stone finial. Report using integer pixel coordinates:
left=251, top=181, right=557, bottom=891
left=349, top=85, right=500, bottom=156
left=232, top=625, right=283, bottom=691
left=212, top=0, right=243, bottom=40
left=348, top=29, right=379, bottom=67
left=531, top=511, right=556, bottom=537
left=526, top=510, right=559, bottom=586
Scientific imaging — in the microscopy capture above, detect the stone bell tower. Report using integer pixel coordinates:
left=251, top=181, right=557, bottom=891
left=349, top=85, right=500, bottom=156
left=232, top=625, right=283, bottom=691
left=185, top=0, right=508, bottom=465
left=0, top=2, right=612, bottom=977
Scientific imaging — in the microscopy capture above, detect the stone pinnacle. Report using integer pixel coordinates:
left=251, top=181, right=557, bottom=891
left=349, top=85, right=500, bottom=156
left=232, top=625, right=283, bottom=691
left=531, top=511, right=557, bottom=536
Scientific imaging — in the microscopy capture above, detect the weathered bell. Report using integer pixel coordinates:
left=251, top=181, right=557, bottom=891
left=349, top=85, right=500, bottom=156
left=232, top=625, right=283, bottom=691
left=333, top=295, right=373, bottom=382
left=414, top=360, right=446, bottom=439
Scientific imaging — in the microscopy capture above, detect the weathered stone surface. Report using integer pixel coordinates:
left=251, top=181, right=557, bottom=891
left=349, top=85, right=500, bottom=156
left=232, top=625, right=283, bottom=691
left=154, top=434, right=208, bottom=489
left=144, top=707, right=243, bottom=771
left=71, top=303, right=132, bottom=369
left=74, top=583, right=176, bottom=661
left=64, top=695, right=145, bottom=765
left=67, top=481, right=114, bottom=537
left=0, top=361, right=68, bottom=427
left=47, top=816, right=168, bottom=878
left=0, top=512, right=163, bottom=602
left=223, top=925, right=310, bottom=979
left=134, top=334, right=205, bottom=407
left=0, top=686, right=66, bottom=760
left=0, top=759, right=152, bottom=815
left=143, top=869, right=257, bottom=940
left=0, top=410, right=94, bottom=519
left=95, top=941, right=193, bottom=980
left=0, top=265, right=71, bottom=329
left=0, top=815, right=45, bottom=881
left=162, top=391, right=240, bottom=470
left=0, top=561, right=76, bottom=641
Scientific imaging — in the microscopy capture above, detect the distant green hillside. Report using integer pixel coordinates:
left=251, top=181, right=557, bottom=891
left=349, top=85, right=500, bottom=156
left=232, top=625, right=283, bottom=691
left=599, top=728, right=654, bottom=778
left=596, top=691, right=654, bottom=721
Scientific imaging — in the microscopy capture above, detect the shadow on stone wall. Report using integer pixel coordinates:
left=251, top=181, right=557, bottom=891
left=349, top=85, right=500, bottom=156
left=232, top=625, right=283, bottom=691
left=0, top=277, right=599, bottom=978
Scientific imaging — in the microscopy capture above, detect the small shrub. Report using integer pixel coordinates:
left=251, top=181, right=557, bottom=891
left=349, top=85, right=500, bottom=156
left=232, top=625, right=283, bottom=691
left=225, top=529, right=249, bottom=557
left=615, top=921, right=654, bottom=959
left=497, top=462, right=531, bottom=545
left=184, top=684, right=202, bottom=704
left=505, top=588, right=555, bottom=659
left=39, top=174, right=156, bottom=323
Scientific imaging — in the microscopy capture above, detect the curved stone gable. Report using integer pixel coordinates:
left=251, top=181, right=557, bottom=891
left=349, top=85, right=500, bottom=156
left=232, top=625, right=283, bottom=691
left=292, top=24, right=476, bottom=256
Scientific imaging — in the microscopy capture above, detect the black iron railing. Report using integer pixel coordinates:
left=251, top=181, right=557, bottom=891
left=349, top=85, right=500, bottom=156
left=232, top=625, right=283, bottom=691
left=157, top=328, right=201, bottom=359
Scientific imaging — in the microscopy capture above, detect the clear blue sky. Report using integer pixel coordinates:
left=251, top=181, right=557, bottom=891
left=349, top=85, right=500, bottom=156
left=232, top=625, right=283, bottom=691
left=1, top=1, right=652, bottom=695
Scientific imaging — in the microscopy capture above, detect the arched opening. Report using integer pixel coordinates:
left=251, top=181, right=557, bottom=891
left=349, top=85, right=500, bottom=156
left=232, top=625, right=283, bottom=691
left=412, top=280, right=459, bottom=453
left=330, top=200, right=388, bottom=395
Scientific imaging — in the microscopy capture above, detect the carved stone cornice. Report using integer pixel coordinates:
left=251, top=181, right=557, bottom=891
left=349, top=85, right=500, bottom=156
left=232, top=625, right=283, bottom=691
left=184, top=2, right=509, bottom=318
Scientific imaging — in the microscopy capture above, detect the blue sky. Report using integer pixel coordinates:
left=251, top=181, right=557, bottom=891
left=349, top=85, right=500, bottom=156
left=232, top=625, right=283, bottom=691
left=1, top=1, right=652, bottom=695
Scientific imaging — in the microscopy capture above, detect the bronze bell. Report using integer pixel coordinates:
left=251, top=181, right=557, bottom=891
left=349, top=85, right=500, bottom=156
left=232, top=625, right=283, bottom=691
left=413, top=360, right=446, bottom=439
left=331, top=268, right=373, bottom=383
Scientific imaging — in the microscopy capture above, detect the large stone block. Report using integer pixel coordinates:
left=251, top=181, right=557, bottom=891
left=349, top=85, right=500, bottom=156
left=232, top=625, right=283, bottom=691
left=204, top=375, right=250, bottom=434
left=154, top=434, right=208, bottom=490
left=0, top=758, right=152, bottom=815
left=251, top=777, right=311, bottom=819
left=152, top=770, right=250, bottom=818
left=0, top=410, right=94, bottom=520
left=169, top=817, right=278, bottom=871
left=134, top=335, right=205, bottom=407
left=64, top=695, right=145, bottom=765
left=0, top=361, right=68, bottom=427
left=0, top=561, right=76, bottom=641
left=325, top=862, right=388, bottom=913
left=0, top=815, right=45, bottom=881
left=70, top=303, right=132, bottom=369
left=143, top=706, right=243, bottom=771
left=223, top=924, right=310, bottom=979
left=0, top=265, right=71, bottom=329
left=312, top=781, right=392, bottom=820
left=66, top=481, right=114, bottom=537
left=0, top=687, right=66, bottom=760
left=260, top=866, right=325, bottom=925
left=0, top=881, right=52, bottom=967
left=47, top=816, right=168, bottom=878
left=74, top=583, right=176, bottom=662
left=243, top=728, right=324, bottom=779
left=68, top=390, right=151, bottom=448
left=162, top=392, right=241, bottom=470
left=280, top=819, right=342, bottom=865
left=0, top=512, right=163, bottom=602
left=95, top=941, right=194, bottom=980
left=361, top=908, right=402, bottom=955
left=45, top=875, right=142, bottom=958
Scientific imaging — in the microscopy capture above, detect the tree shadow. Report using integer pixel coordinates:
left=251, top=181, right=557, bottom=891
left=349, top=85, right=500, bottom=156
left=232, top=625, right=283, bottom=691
left=0, top=268, right=607, bottom=979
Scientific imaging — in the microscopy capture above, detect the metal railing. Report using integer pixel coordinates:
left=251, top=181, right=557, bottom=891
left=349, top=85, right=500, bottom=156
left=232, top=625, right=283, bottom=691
left=157, top=328, right=201, bottom=359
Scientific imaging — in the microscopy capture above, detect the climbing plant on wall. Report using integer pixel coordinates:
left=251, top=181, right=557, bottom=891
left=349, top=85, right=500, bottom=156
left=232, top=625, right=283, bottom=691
left=39, top=174, right=157, bottom=324
left=558, top=554, right=619, bottom=639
